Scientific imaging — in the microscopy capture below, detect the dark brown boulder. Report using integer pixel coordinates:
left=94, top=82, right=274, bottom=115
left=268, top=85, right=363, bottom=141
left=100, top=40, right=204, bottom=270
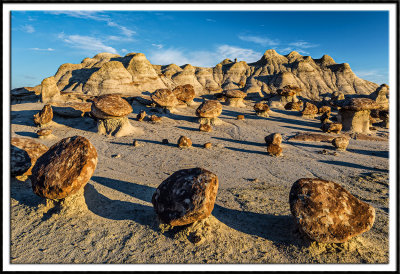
left=301, top=102, right=318, bottom=118
left=199, top=124, right=212, bottom=132
left=172, top=84, right=196, bottom=104
left=11, top=137, right=49, bottom=177
left=196, top=100, right=222, bottom=118
left=318, top=105, right=331, bottom=114
left=267, top=144, right=282, bottom=156
left=289, top=178, right=375, bottom=243
left=10, top=145, right=31, bottom=176
left=285, top=101, right=303, bottom=111
left=33, top=104, right=53, bottom=126
left=151, top=88, right=179, bottom=108
left=91, top=94, right=132, bottom=118
left=37, top=128, right=52, bottom=137
left=152, top=168, right=219, bottom=226
left=254, top=102, right=270, bottom=117
left=321, top=122, right=342, bottom=134
left=31, top=136, right=98, bottom=200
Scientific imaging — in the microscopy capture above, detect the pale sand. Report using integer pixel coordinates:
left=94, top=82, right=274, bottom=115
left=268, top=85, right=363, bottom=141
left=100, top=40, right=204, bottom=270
left=10, top=99, right=389, bottom=264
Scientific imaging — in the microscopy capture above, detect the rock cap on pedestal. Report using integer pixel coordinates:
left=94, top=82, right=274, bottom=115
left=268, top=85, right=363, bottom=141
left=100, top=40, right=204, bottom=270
left=196, top=100, right=223, bottom=118
left=92, top=94, right=132, bottom=118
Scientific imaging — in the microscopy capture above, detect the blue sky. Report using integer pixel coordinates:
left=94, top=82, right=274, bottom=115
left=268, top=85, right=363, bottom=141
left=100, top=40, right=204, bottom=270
left=11, top=10, right=389, bottom=89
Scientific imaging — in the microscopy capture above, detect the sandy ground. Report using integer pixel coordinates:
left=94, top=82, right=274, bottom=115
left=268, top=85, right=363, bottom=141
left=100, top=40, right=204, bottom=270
left=9, top=97, right=389, bottom=264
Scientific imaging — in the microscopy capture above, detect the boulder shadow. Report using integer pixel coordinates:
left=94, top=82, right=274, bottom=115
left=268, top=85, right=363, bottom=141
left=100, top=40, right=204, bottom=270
left=52, top=115, right=97, bottom=132
left=224, top=146, right=267, bottom=156
left=221, top=109, right=264, bottom=120
left=212, top=136, right=264, bottom=147
left=267, top=115, right=320, bottom=128
left=282, top=125, right=321, bottom=133
left=212, top=204, right=302, bottom=246
left=14, top=131, right=38, bottom=138
left=347, top=148, right=389, bottom=159
left=10, top=109, right=40, bottom=126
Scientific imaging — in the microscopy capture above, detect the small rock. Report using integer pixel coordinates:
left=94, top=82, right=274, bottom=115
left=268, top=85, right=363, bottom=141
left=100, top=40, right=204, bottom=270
left=36, top=128, right=52, bottom=137
left=112, top=154, right=121, bottom=158
left=133, top=140, right=139, bottom=147
left=137, top=110, right=146, bottom=121
left=199, top=124, right=212, bottom=132
left=33, top=104, right=53, bottom=126
left=321, top=122, right=342, bottom=134
left=265, top=133, right=282, bottom=146
left=150, top=115, right=162, bottom=123
left=177, top=136, right=192, bottom=148
left=332, top=137, right=349, bottom=151
left=236, top=115, right=245, bottom=120
left=204, top=142, right=212, bottom=149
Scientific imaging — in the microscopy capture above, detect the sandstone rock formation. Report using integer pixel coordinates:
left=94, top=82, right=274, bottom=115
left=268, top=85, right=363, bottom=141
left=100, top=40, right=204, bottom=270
left=11, top=137, right=49, bottom=178
left=196, top=100, right=223, bottom=125
left=152, top=168, right=219, bottom=226
left=91, top=94, right=141, bottom=137
left=31, top=136, right=98, bottom=200
left=370, top=84, right=389, bottom=110
left=320, top=122, right=342, bottom=134
left=289, top=178, right=375, bottom=243
left=337, top=98, right=380, bottom=133
left=40, top=76, right=61, bottom=103
left=172, top=84, right=196, bottom=105
left=224, top=90, right=247, bottom=107
left=253, top=102, right=270, bottom=117
left=301, top=102, right=318, bottom=118
left=151, top=88, right=179, bottom=112
left=29, top=50, right=380, bottom=102
left=379, top=110, right=389, bottom=128
left=33, top=104, right=53, bottom=127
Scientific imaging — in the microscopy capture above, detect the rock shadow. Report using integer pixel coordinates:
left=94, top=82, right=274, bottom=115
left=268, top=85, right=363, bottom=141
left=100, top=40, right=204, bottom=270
left=319, top=160, right=387, bottom=172
left=267, top=115, right=320, bottom=128
left=221, top=109, right=264, bottom=120
left=281, top=125, right=321, bottom=133
left=14, top=131, right=37, bottom=138
left=52, top=115, right=97, bottom=132
left=347, top=148, right=389, bottom=159
left=224, top=146, right=267, bottom=156
left=288, top=141, right=332, bottom=150
left=10, top=109, right=40, bottom=126
left=212, top=204, right=302, bottom=246
left=212, top=136, right=264, bottom=147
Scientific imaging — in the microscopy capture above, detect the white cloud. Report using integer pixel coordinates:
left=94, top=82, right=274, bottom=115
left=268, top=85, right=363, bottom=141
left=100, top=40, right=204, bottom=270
left=148, top=45, right=261, bottom=67
left=49, top=11, right=135, bottom=38
left=238, top=35, right=279, bottom=46
left=206, top=18, right=216, bottom=22
left=29, top=47, right=55, bottom=51
left=121, top=49, right=128, bottom=54
left=152, top=43, right=163, bottom=49
left=277, top=47, right=310, bottom=55
left=288, top=41, right=318, bottom=48
left=58, top=33, right=118, bottom=54
left=353, top=69, right=388, bottom=84
left=21, top=24, right=35, bottom=33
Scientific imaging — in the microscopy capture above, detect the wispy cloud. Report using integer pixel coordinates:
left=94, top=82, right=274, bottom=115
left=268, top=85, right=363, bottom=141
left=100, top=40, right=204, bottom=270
left=49, top=11, right=135, bottom=38
left=29, top=47, right=55, bottom=51
left=152, top=43, right=163, bottom=49
left=288, top=41, right=318, bottom=49
left=58, top=33, right=118, bottom=54
left=238, top=35, right=279, bottom=46
left=353, top=69, right=388, bottom=84
left=277, top=47, right=310, bottom=55
left=148, top=45, right=261, bottom=67
left=206, top=18, right=216, bottom=22
left=21, top=24, right=35, bottom=33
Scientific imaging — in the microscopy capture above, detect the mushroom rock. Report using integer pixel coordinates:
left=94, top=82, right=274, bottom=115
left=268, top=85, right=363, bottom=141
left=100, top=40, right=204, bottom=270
left=337, top=98, right=380, bottom=133
left=171, top=64, right=205, bottom=95
left=40, top=76, right=61, bottom=103
left=267, top=144, right=282, bottom=157
left=33, top=104, right=53, bottom=127
left=332, top=137, right=349, bottom=151
left=289, top=178, right=375, bottom=243
left=52, top=102, right=92, bottom=118
left=172, top=84, right=196, bottom=105
left=151, top=88, right=179, bottom=112
left=31, top=136, right=98, bottom=200
left=11, top=137, right=49, bottom=179
left=224, top=89, right=247, bottom=107
left=269, top=83, right=301, bottom=109
left=177, top=136, right=192, bottom=148
left=370, top=84, right=389, bottom=110
left=10, top=145, right=32, bottom=177
left=320, top=112, right=332, bottom=124
left=253, top=102, right=270, bottom=117
left=320, top=122, right=342, bottom=134
left=285, top=101, right=303, bottom=111
left=91, top=94, right=141, bottom=137
left=195, top=100, right=223, bottom=125
left=301, top=102, right=318, bottom=118
left=152, top=168, right=219, bottom=226
left=265, top=133, right=282, bottom=146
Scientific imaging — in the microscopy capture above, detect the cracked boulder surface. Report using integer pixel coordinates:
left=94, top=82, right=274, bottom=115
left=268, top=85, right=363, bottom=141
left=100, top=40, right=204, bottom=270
left=31, top=136, right=98, bottom=200
left=289, top=178, right=375, bottom=243
left=152, top=168, right=219, bottom=226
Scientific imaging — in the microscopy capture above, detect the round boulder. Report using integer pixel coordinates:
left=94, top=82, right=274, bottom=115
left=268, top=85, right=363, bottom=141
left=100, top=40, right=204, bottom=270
left=151, top=88, right=179, bottom=110
left=172, top=84, right=196, bottom=104
left=10, top=145, right=32, bottom=177
left=196, top=100, right=223, bottom=125
left=91, top=94, right=133, bottom=119
left=33, top=104, right=53, bottom=126
left=289, top=178, right=375, bottom=243
left=31, top=136, right=98, bottom=200
left=152, top=168, right=219, bottom=226
left=254, top=102, right=270, bottom=117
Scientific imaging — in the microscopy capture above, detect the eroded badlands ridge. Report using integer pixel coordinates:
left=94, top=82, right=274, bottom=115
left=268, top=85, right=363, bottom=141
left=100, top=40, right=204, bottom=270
left=20, top=50, right=379, bottom=100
